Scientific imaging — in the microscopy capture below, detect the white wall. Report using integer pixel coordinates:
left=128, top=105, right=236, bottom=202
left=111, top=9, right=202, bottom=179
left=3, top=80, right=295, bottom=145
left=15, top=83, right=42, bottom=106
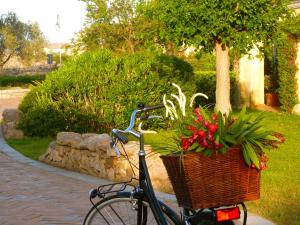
left=239, top=47, right=265, bottom=106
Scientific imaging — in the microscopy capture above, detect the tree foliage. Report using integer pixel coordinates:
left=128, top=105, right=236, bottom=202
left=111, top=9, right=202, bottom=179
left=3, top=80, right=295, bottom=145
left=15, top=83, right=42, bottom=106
left=72, top=0, right=158, bottom=53
left=145, top=0, right=290, bottom=54
left=143, top=0, right=291, bottom=114
left=0, top=12, right=46, bottom=67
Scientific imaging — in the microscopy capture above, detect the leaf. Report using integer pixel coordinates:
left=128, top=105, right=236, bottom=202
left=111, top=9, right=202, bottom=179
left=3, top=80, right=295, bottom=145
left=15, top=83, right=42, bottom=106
left=188, top=142, right=200, bottom=151
left=223, top=135, right=236, bottom=144
left=245, top=142, right=260, bottom=168
left=242, top=144, right=251, bottom=166
left=217, top=111, right=224, bottom=136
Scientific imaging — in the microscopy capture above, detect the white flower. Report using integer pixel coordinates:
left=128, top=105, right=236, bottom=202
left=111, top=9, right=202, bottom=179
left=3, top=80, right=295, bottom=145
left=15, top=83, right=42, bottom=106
left=163, top=83, right=208, bottom=120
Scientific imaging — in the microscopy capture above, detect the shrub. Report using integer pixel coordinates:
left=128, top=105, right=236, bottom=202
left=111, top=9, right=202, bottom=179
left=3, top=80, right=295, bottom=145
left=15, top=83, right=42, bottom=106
left=194, top=71, right=236, bottom=107
left=0, top=74, right=45, bottom=87
left=186, top=51, right=216, bottom=71
left=19, top=50, right=195, bottom=137
left=277, top=35, right=298, bottom=112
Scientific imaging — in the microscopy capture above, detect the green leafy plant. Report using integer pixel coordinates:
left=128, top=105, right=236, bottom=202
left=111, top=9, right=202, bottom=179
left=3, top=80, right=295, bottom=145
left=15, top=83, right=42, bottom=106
left=157, top=84, right=285, bottom=170
left=19, top=50, right=195, bottom=137
left=0, top=74, right=45, bottom=87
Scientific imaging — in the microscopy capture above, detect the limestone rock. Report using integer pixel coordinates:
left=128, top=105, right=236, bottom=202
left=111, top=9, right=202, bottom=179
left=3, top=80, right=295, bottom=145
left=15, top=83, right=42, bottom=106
left=2, top=109, right=21, bottom=123
left=292, top=104, right=300, bottom=115
left=41, top=131, right=172, bottom=193
left=56, top=132, right=83, bottom=148
left=82, top=133, right=98, bottom=140
left=81, top=134, right=110, bottom=152
left=3, top=128, right=24, bottom=139
left=2, top=109, right=24, bottom=139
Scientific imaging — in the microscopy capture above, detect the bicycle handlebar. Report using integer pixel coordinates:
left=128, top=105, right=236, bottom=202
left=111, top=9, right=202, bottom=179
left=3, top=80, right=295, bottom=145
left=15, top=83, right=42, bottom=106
left=111, top=103, right=164, bottom=144
left=125, top=103, right=164, bottom=132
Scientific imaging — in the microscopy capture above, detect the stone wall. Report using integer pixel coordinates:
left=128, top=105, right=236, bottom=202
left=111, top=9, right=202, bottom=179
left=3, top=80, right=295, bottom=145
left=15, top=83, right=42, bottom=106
left=40, top=132, right=173, bottom=193
left=1, top=109, right=24, bottom=139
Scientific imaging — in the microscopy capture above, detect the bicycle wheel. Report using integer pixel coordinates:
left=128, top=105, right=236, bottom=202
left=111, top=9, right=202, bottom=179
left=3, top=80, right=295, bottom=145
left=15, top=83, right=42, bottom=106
left=83, top=194, right=179, bottom=225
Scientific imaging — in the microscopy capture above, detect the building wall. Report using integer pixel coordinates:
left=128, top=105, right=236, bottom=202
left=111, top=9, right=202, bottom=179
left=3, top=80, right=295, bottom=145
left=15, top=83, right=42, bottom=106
left=239, top=47, right=265, bottom=106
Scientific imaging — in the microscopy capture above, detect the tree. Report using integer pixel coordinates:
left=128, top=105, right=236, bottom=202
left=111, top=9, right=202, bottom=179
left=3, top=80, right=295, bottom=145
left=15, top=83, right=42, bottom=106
left=0, top=12, right=46, bottom=68
left=144, top=0, right=290, bottom=114
left=72, top=0, right=158, bottom=53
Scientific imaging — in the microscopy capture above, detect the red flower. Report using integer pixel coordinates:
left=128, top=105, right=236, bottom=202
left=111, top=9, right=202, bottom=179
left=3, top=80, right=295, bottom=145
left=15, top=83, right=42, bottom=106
left=197, top=115, right=204, bottom=122
left=212, top=113, right=218, bottom=121
left=197, top=130, right=206, bottom=138
left=259, top=161, right=267, bottom=170
left=203, top=120, right=210, bottom=127
left=208, top=124, right=218, bottom=133
left=250, top=163, right=256, bottom=169
left=273, top=132, right=285, bottom=143
left=279, top=137, right=285, bottom=143
left=187, top=125, right=197, bottom=132
left=208, top=132, right=214, bottom=141
left=260, top=154, right=269, bottom=162
left=181, top=138, right=190, bottom=151
left=214, top=143, right=223, bottom=150
left=188, top=133, right=198, bottom=143
left=194, top=107, right=201, bottom=116
left=199, top=139, right=209, bottom=148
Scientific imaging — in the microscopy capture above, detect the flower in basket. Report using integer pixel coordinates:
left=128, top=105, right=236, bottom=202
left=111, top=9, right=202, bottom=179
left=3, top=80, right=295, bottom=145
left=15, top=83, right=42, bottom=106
left=161, top=83, right=285, bottom=171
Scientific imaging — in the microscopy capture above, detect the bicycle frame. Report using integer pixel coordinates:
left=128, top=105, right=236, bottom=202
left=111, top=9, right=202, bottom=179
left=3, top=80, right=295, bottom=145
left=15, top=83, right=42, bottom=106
left=137, top=132, right=173, bottom=225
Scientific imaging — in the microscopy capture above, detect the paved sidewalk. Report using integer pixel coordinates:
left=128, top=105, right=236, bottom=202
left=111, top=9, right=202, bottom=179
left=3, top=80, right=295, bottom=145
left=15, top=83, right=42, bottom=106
left=0, top=128, right=276, bottom=225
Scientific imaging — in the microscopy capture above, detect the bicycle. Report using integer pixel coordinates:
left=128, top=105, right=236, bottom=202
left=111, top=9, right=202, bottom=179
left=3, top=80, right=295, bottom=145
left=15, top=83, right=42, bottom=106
left=83, top=103, right=248, bottom=225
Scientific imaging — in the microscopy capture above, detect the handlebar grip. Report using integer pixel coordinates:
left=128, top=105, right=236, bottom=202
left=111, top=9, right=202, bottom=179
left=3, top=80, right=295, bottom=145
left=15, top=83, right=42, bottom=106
left=112, top=129, right=128, bottom=144
left=140, top=103, right=165, bottom=112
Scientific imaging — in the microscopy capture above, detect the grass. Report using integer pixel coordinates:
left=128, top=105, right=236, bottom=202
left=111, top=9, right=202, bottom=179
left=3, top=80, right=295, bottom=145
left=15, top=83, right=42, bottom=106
left=6, top=137, right=52, bottom=160
left=244, top=111, right=300, bottom=225
left=5, top=110, right=299, bottom=225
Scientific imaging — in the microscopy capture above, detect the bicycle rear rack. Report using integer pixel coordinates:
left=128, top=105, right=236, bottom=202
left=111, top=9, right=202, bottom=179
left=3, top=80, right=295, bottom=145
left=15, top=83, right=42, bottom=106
left=89, top=178, right=138, bottom=200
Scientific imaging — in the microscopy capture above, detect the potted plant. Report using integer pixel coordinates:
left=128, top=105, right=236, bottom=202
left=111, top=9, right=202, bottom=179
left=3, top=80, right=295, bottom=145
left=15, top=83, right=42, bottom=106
left=157, top=83, right=284, bottom=209
left=265, top=74, right=280, bottom=107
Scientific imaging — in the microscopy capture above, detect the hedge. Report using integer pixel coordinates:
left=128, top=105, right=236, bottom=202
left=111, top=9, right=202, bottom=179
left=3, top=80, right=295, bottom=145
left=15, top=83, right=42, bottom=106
left=18, top=50, right=196, bottom=137
left=0, top=74, right=45, bottom=87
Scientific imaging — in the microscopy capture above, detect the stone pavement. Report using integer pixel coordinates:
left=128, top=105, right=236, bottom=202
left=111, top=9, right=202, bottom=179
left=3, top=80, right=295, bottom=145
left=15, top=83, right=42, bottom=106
left=0, top=128, right=276, bottom=225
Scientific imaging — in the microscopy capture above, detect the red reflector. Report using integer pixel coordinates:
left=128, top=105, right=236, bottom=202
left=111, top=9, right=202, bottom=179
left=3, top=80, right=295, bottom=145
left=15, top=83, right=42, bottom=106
left=215, top=207, right=240, bottom=222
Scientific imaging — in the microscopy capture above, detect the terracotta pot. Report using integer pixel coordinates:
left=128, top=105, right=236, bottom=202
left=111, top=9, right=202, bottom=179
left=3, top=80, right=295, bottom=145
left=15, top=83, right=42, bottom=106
left=265, top=93, right=280, bottom=107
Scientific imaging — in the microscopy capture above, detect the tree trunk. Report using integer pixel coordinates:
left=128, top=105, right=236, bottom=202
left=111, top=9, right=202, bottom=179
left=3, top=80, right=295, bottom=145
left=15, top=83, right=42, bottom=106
left=215, top=40, right=232, bottom=115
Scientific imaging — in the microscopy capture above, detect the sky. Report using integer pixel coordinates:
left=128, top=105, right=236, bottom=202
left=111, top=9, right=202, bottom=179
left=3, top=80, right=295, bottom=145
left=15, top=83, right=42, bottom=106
left=0, top=0, right=87, bottom=43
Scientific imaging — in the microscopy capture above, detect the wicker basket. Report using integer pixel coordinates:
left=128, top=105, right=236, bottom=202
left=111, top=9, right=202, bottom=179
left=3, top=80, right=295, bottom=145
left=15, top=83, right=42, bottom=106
left=160, top=147, right=260, bottom=209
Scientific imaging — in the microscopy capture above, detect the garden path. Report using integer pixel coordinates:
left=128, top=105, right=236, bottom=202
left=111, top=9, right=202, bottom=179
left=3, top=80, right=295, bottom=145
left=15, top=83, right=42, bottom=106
left=0, top=88, right=28, bottom=120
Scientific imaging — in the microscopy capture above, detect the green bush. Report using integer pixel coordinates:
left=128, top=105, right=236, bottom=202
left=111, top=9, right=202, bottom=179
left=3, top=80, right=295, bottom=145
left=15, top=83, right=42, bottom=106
left=186, top=52, right=216, bottom=71
left=277, top=35, right=298, bottom=112
left=0, top=74, right=45, bottom=87
left=19, top=50, right=195, bottom=137
left=194, top=71, right=236, bottom=107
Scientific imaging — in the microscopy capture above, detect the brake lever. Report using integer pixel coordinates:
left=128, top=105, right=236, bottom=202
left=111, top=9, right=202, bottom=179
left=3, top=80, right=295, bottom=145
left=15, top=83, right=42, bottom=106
left=110, top=139, right=121, bottom=158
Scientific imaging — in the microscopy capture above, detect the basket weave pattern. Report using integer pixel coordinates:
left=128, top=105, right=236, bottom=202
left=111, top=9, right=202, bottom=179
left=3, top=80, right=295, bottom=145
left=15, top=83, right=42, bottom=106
left=160, top=147, right=260, bottom=209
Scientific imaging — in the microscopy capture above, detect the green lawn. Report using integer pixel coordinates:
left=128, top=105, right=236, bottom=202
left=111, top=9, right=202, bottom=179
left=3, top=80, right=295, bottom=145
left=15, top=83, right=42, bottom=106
left=6, top=137, right=52, bottom=160
left=6, top=111, right=300, bottom=225
left=244, top=111, right=300, bottom=225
